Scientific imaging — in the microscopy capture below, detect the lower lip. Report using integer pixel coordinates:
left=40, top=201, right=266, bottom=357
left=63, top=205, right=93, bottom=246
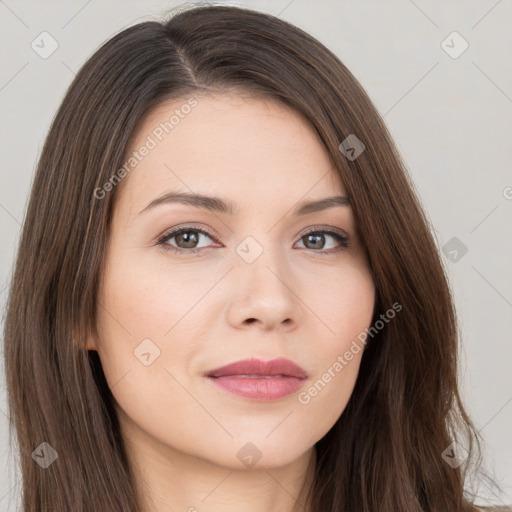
left=207, top=376, right=305, bottom=401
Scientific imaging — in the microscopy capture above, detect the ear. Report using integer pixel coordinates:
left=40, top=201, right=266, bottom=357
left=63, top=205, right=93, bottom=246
left=85, top=334, right=98, bottom=351
left=73, top=326, right=98, bottom=352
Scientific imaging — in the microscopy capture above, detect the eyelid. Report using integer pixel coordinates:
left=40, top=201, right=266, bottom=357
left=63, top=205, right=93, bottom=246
left=301, top=225, right=349, bottom=241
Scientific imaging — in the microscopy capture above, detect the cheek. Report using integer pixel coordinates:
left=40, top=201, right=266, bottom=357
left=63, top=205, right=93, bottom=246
left=94, top=260, right=199, bottom=446
left=94, top=250, right=219, bottom=421
left=294, top=328, right=367, bottom=447
left=294, top=261, right=374, bottom=435
left=308, top=255, right=376, bottom=341
left=97, top=248, right=217, bottom=353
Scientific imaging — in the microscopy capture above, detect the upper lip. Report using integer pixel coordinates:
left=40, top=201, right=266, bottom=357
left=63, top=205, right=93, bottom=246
left=206, top=357, right=308, bottom=379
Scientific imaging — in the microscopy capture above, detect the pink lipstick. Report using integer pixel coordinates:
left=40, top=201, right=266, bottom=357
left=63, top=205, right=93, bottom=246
left=205, top=357, right=308, bottom=401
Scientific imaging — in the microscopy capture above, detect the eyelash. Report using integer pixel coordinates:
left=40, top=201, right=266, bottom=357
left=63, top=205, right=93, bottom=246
left=155, top=225, right=350, bottom=255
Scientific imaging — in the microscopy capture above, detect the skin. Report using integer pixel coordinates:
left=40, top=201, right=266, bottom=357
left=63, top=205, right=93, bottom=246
left=89, top=92, right=376, bottom=512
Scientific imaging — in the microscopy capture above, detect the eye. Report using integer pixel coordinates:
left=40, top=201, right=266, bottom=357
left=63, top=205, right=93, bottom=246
left=156, top=225, right=350, bottom=254
left=294, top=228, right=350, bottom=254
left=156, top=226, right=219, bottom=253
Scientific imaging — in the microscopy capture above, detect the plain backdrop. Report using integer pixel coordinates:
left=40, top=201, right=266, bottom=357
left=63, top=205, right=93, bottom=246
left=0, top=0, right=511, bottom=509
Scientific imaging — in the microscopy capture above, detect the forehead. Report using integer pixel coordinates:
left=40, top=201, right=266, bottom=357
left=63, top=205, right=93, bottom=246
left=117, top=93, right=345, bottom=214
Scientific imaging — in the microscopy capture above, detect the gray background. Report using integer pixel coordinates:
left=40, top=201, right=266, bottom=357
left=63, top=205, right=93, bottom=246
left=1, top=0, right=511, bottom=509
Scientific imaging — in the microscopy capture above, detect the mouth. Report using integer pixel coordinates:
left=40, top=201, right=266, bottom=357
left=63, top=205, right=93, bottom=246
left=204, top=357, right=308, bottom=401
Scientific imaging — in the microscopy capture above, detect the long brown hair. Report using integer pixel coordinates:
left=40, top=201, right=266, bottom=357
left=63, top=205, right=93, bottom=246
left=3, top=4, right=493, bottom=511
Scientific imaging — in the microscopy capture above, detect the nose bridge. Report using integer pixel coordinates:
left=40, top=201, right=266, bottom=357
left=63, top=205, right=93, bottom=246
left=235, top=232, right=288, bottom=285
left=229, top=232, right=299, bottom=328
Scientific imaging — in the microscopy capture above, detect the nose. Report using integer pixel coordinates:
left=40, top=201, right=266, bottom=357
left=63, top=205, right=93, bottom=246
left=226, top=245, right=300, bottom=332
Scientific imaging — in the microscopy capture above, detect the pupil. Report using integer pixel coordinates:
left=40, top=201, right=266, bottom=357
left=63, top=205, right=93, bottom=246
left=307, top=234, right=324, bottom=249
left=178, top=231, right=198, bottom=248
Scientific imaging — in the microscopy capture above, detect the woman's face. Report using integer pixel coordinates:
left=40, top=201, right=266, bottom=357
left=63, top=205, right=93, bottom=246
left=92, top=92, right=376, bottom=470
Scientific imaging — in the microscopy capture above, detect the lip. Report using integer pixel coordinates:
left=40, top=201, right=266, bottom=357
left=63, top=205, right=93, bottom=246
left=204, top=357, right=308, bottom=401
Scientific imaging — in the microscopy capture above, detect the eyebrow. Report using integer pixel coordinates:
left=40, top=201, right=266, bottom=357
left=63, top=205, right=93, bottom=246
left=138, top=191, right=351, bottom=216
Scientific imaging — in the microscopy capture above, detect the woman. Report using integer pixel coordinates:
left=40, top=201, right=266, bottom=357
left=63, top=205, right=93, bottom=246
left=2, top=4, right=504, bottom=511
